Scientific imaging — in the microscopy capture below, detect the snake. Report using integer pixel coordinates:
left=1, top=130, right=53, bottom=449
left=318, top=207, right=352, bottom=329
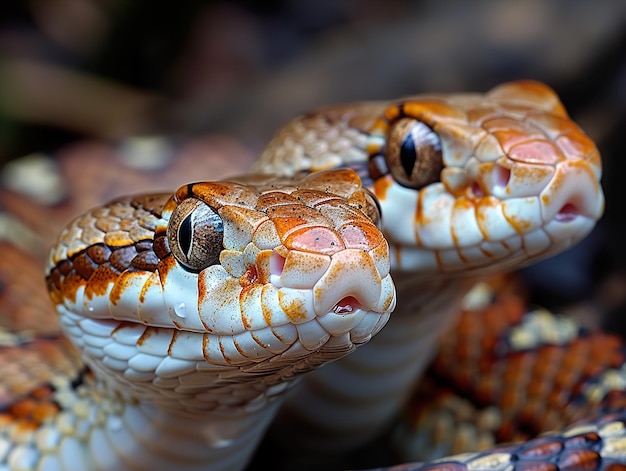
left=0, top=80, right=616, bottom=470
left=3, top=167, right=395, bottom=471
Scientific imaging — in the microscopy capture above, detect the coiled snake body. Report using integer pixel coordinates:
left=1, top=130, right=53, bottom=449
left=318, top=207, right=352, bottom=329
left=0, top=81, right=617, bottom=470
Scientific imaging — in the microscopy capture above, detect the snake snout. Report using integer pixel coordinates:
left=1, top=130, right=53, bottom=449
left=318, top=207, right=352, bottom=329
left=541, top=161, right=604, bottom=224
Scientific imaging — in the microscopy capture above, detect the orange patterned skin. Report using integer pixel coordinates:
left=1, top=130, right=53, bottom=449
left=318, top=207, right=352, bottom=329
left=0, top=81, right=618, bottom=470
left=252, top=80, right=606, bottom=458
left=288, top=318, right=626, bottom=470
left=5, top=168, right=396, bottom=471
left=385, top=277, right=626, bottom=470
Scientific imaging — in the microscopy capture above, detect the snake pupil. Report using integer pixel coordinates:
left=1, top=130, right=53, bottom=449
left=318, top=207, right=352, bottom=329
left=179, top=213, right=193, bottom=259
left=400, top=136, right=417, bottom=178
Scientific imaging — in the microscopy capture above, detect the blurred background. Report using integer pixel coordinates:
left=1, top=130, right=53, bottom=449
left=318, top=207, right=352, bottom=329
left=1, top=0, right=625, bottom=468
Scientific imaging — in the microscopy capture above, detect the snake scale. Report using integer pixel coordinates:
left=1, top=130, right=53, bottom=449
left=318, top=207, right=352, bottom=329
left=0, top=80, right=621, bottom=470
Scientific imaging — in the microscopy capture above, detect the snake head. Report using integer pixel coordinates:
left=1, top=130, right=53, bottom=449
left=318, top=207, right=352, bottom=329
left=367, top=80, right=605, bottom=276
left=155, top=168, right=395, bottom=353
left=46, top=168, right=395, bottom=411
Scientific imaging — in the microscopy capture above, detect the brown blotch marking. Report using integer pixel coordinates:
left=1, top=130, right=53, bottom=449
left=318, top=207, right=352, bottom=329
left=46, top=267, right=63, bottom=290
left=32, top=402, right=59, bottom=423
left=514, top=463, right=557, bottom=471
left=8, top=386, right=60, bottom=427
left=157, top=253, right=178, bottom=279
left=86, top=243, right=111, bottom=265
left=381, top=104, right=402, bottom=122
left=152, top=231, right=170, bottom=259
left=557, top=449, right=601, bottom=468
left=135, top=240, right=153, bottom=252
left=109, top=246, right=138, bottom=272
left=58, top=259, right=73, bottom=276
left=139, top=270, right=161, bottom=304
left=604, top=465, right=626, bottom=471
left=14, top=419, right=39, bottom=433
left=132, top=250, right=160, bottom=271
left=71, top=252, right=97, bottom=280
left=10, top=399, right=36, bottom=418
left=197, top=268, right=208, bottom=315
left=519, top=440, right=563, bottom=459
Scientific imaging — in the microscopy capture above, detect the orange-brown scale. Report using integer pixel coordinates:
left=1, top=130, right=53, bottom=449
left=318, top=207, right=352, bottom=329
left=48, top=238, right=162, bottom=306
left=404, top=278, right=626, bottom=455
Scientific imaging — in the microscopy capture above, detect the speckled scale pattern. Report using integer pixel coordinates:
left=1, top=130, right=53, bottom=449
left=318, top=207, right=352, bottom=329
left=255, top=80, right=606, bottom=452
left=0, top=81, right=613, bottom=470
left=46, top=194, right=167, bottom=306
left=28, top=168, right=395, bottom=470
left=427, top=303, right=626, bottom=442
left=386, top=278, right=626, bottom=469
left=368, top=411, right=626, bottom=470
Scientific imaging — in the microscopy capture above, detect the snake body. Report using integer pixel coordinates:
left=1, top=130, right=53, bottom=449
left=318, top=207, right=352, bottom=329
left=0, top=80, right=613, bottom=470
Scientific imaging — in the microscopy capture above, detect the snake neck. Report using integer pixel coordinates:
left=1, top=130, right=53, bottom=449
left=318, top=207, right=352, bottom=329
left=275, top=273, right=480, bottom=451
left=4, top=368, right=286, bottom=471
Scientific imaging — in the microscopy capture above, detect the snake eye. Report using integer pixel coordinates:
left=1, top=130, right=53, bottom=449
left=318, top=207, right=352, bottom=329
left=386, top=118, right=443, bottom=189
left=167, top=198, right=224, bottom=271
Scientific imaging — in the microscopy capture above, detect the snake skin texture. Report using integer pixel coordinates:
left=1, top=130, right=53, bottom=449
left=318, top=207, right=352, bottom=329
left=379, top=276, right=626, bottom=470
left=5, top=169, right=395, bottom=471
left=252, top=80, right=611, bottom=466
left=0, top=81, right=616, bottom=470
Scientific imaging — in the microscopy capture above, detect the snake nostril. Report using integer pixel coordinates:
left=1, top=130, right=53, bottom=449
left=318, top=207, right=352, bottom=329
left=270, top=252, right=286, bottom=277
left=333, top=296, right=361, bottom=315
left=470, top=181, right=484, bottom=198
left=493, top=164, right=511, bottom=190
left=555, top=203, right=579, bottom=222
